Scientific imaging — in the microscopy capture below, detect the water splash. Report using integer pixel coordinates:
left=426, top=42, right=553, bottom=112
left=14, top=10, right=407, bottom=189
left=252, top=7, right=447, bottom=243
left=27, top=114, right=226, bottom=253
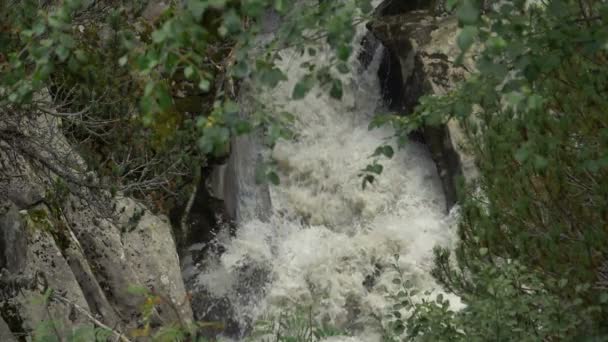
left=192, top=7, right=461, bottom=340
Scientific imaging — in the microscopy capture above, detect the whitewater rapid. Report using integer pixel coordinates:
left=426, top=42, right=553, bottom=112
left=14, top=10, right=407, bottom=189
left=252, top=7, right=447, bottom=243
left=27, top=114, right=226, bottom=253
left=191, top=7, right=461, bottom=341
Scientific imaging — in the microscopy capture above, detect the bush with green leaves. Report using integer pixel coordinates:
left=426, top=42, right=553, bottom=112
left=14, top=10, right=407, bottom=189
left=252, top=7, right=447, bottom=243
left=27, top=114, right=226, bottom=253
left=0, top=0, right=376, bottom=212
left=374, top=0, right=608, bottom=339
left=249, top=306, right=348, bottom=342
left=28, top=285, right=221, bottom=342
left=384, top=253, right=607, bottom=341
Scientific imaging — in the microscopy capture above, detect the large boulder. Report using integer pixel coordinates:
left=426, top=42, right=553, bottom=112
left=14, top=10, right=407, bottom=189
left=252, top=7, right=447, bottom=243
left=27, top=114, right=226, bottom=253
left=0, top=201, right=92, bottom=339
left=369, top=10, right=478, bottom=209
left=120, top=197, right=193, bottom=324
left=0, top=113, right=193, bottom=338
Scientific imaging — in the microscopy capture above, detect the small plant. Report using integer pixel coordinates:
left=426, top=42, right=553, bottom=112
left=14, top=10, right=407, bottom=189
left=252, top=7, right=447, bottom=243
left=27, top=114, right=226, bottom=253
left=379, top=255, right=460, bottom=342
left=250, top=306, right=347, bottom=342
left=30, top=288, right=114, bottom=342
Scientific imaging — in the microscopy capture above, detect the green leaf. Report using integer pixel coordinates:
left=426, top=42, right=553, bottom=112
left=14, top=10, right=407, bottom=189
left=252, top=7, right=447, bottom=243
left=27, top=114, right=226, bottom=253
left=118, top=55, right=128, bottom=66
left=143, top=82, right=155, bottom=97
left=218, top=25, right=228, bottom=37
left=446, top=0, right=458, bottom=11
left=436, top=293, right=444, bottom=303
left=187, top=0, right=208, bottom=20
left=223, top=100, right=239, bottom=114
left=55, top=45, right=70, bottom=62
left=259, top=67, right=287, bottom=88
left=292, top=75, right=314, bottom=100
left=157, top=87, right=173, bottom=111
left=457, top=25, right=478, bottom=52
left=235, top=120, right=252, bottom=135
left=329, top=78, right=343, bottom=100
left=223, top=9, right=242, bottom=34
left=359, top=0, right=373, bottom=14
left=151, top=28, right=167, bottom=43
left=208, top=0, right=226, bottom=9
left=241, top=0, right=264, bottom=16
left=274, top=0, right=285, bottom=13
left=337, top=44, right=352, bottom=61
left=533, top=155, right=548, bottom=170
left=457, top=0, right=479, bottom=25
left=184, top=66, right=195, bottom=79
left=74, top=49, right=87, bottom=63
left=364, top=163, right=383, bottom=175
left=199, top=79, right=211, bottom=92
left=33, top=22, right=46, bottom=36
left=267, top=171, right=280, bottom=185
left=505, top=91, right=525, bottom=108
left=127, top=285, right=149, bottom=295
left=373, top=145, right=394, bottom=159
left=255, top=164, right=267, bottom=185
left=487, top=36, right=507, bottom=50
left=140, top=101, right=155, bottom=120
left=368, top=114, right=394, bottom=130
left=527, top=94, right=544, bottom=110
left=232, top=61, right=249, bottom=78
left=361, top=174, right=374, bottom=189
left=336, top=63, right=349, bottom=74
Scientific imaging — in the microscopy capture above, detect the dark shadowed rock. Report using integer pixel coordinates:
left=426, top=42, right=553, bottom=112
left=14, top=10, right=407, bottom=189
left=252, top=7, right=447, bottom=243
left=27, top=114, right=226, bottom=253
left=369, top=10, right=477, bottom=209
left=0, top=315, right=17, bottom=342
left=374, top=0, right=434, bottom=16
left=0, top=201, right=27, bottom=272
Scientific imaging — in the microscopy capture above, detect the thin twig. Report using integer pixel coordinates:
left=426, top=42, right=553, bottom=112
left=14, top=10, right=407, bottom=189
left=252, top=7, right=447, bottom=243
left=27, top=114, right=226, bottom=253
left=51, top=293, right=133, bottom=342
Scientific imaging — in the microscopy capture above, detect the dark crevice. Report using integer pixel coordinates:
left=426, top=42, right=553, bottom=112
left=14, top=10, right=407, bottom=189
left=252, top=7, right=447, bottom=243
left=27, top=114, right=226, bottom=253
left=368, top=1, right=464, bottom=210
left=170, top=165, right=233, bottom=261
left=378, top=48, right=404, bottom=112
left=357, top=32, right=379, bottom=71
left=375, top=0, right=434, bottom=16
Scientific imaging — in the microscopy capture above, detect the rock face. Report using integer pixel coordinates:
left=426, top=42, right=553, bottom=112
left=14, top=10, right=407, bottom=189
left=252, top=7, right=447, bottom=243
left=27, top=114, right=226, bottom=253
left=0, top=315, right=17, bottom=342
left=369, top=9, right=478, bottom=209
left=0, top=113, right=192, bottom=339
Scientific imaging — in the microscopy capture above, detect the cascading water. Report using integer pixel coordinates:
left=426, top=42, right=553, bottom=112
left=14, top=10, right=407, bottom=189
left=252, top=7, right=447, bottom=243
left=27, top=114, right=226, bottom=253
left=188, top=5, right=461, bottom=340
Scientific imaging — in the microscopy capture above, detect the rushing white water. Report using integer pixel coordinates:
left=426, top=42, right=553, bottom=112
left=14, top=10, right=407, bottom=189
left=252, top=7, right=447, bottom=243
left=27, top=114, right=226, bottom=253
left=192, top=8, right=462, bottom=341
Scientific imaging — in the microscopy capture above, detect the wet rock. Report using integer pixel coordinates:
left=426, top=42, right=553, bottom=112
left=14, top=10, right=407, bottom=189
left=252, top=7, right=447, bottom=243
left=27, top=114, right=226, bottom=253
left=223, top=132, right=273, bottom=223
left=0, top=205, right=92, bottom=339
left=177, top=168, right=232, bottom=255
left=369, top=10, right=478, bottom=209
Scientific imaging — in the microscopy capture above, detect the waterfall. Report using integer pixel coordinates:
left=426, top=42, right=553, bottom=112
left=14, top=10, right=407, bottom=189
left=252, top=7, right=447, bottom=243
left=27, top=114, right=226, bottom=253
left=190, top=5, right=462, bottom=340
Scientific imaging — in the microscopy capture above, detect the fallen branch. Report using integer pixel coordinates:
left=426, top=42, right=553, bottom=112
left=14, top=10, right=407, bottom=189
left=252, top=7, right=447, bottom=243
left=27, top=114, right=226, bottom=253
left=180, top=179, right=199, bottom=244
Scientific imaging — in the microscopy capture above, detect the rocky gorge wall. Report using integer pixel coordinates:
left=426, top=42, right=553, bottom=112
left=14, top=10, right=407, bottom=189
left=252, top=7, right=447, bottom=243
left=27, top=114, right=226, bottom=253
left=368, top=6, right=478, bottom=209
left=0, top=113, right=192, bottom=340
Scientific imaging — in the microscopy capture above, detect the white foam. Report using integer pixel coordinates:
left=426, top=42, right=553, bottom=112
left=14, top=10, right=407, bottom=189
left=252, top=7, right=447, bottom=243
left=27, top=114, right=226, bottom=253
left=195, top=3, right=462, bottom=339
